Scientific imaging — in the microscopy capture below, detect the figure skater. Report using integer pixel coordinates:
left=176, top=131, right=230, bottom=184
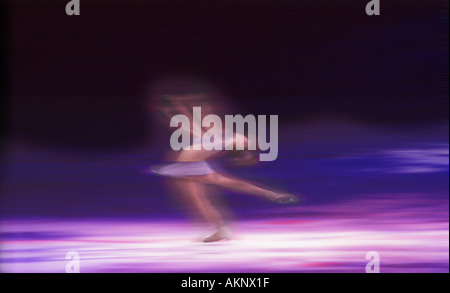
left=150, top=93, right=300, bottom=242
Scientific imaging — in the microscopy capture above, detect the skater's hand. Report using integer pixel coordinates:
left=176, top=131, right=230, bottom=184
left=229, top=150, right=258, bottom=167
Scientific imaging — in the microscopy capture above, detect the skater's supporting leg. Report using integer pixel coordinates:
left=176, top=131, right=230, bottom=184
left=174, top=178, right=231, bottom=241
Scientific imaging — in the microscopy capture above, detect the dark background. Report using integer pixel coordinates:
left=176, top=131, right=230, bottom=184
left=3, top=0, right=448, bottom=150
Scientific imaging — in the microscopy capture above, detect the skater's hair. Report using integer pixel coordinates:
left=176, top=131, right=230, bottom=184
left=160, top=93, right=212, bottom=107
left=146, top=74, right=230, bottom=118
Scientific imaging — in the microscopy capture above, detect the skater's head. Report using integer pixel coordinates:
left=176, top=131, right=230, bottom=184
left=146, top=74, right=227, bottom=123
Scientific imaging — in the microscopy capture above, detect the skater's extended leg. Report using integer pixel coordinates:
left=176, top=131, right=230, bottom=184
left=187, top=173, right=299, bottom=204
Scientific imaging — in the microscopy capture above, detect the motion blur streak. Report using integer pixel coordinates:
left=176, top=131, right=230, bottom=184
left=0, top=121, right=448, bottom=272
left=0, top=193, right=447, bottom=273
